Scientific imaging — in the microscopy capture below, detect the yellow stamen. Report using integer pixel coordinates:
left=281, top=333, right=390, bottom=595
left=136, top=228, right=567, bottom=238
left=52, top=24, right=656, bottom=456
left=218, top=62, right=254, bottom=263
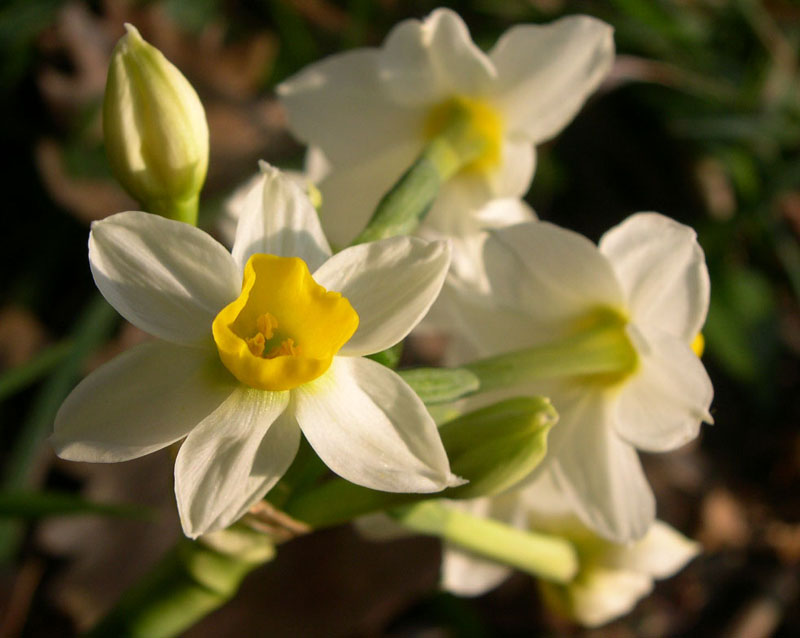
left=256, top=313, right=279, bottom=340
left=691, top=333, right=705, bottom=357
left=266, top=338, right=299, bottom=359
left=246, top=332, right=266, bottom=357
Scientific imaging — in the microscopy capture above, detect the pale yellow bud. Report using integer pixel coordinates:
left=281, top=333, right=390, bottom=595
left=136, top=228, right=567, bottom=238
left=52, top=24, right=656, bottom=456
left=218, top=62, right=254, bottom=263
left=103, top=24, right=208, bottom=224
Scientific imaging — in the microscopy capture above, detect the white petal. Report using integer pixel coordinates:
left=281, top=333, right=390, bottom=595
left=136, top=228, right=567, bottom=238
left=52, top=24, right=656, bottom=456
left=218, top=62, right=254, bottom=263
left=294, top=357, right=459, bottom=492
left=89, top=211, right=239, bottom=345
left=438, top=285, right=540, bottom=360
left=52, top=341, right=234, bottom=462
left=546, top=389, right=656, bottom=543
left=599, top=212, right=710, bottom=340
left=174, top=387, right=293, bottom=538
left=485, top=138, right=536, bottom=199
left=217, top=171, right=262, bottom=248
left=434, top=197, right=537, bottom=294
left=314, top=237, right=451, bottom=356
left=316, top=141, right=422, bottom=248
left=473, top=197, right=537, bottom=228
left=489, top=15, right=614, bottom=142
left=601, top=520, right=700, bottom=579
left=484, top=221, right=626, bottom=325
left=278, top=49, right=423, bottom=166
left=441, top=547, right=512, bottom=596
left=231, top=162, right=331, bottom=271
left=614, top=324, right=713, bottom=452
left=565, top=567, right=652, bottom=627
left=515, top=470, right=577, bottom=527
left=424, top=157, right=534, bottom=240
left=304, top=146, right=331, bottom=183
left=378, top=8, right=496, bottom=107
left=425, top=173, right=495, bottom=237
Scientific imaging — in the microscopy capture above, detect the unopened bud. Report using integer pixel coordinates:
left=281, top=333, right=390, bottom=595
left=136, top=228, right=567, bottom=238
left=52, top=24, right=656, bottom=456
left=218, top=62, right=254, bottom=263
left=103, top=24, right=208, bottom=224
left=440, top=397, right=557, bottom=499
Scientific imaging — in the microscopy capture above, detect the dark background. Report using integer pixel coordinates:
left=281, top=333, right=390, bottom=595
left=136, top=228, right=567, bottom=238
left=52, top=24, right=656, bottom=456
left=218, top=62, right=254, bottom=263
left=0, top=1, right=798, bottom=636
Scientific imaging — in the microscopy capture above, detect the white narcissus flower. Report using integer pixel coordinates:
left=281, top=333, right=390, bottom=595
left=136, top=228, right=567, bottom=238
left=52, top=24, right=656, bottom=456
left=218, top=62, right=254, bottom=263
left=541, top=520, right=700, bottom=627
left=277, top=8, right=613, bottom=248
left=52, top=163, right=462, bottom=538
left=441, top=478, right=700, bottom=627
left=445, top=213, right=713, bottom=542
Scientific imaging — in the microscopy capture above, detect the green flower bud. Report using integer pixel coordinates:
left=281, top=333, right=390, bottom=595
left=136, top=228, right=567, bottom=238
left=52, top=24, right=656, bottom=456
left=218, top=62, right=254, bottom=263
left=440, top=397, right=557, bottom=499
left=103, top=24, right=209, bottom=225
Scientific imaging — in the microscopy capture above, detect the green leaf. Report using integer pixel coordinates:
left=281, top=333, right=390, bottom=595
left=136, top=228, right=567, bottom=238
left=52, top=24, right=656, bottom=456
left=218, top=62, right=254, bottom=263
left=0, top=491, right=151, bottom=520
left=0, top=339, right=72, bottom=402
left=0, top=295, right=118, bottom=562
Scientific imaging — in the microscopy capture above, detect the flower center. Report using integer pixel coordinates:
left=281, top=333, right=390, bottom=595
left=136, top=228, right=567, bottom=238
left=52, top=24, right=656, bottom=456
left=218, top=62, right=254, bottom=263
left=212, top=254, right=359, bottom=391
left=423, top=95, right=504, bottom=174
left=569, top=307, right=639, bottom=388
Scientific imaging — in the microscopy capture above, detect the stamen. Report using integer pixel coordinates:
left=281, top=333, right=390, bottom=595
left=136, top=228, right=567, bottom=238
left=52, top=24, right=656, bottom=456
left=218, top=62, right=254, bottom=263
left=246, top=332, right=266, bottom=357
left=266, top=338, right=299, bottom=359
left=691, top=333, right=705, bottom=357
left=256, top=313, right=278, bottom=340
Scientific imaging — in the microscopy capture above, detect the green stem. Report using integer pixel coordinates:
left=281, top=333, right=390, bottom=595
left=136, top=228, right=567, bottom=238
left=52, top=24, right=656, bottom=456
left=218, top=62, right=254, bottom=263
left=283, top=477, right=419, bottom=528
left=464, top=315, right=637, bottom=394
left=147, top=194, right=200, bottom=226
left=395, top=315, right=637, bottom=407
left=391, top=501, right=578, bottom=584
left=85, top=532, right=273, bottom=638
left=351, top=105, right=490, bottom=244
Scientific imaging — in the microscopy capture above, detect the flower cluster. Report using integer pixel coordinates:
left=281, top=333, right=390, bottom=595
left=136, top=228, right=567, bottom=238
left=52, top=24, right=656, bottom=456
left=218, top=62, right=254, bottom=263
left=53, top=8, right=713, bottom=629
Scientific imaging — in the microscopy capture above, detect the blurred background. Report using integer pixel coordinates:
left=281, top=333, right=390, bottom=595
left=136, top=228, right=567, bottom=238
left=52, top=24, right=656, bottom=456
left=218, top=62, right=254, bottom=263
left=0, top=0, right=798, bottom=636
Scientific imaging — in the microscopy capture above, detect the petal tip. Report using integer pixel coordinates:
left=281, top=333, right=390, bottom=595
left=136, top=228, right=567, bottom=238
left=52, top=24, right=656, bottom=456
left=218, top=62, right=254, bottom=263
left=446, top=473, right=469, bottom=488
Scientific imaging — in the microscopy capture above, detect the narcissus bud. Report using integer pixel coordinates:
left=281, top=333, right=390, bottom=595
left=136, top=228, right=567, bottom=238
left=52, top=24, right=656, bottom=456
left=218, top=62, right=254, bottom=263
left=440, top=397, right=557, bottom=499
left=103, top=24, right=208, bottom=224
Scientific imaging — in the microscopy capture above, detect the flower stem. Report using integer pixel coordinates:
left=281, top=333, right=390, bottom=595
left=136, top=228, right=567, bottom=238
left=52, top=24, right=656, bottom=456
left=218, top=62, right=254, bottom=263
left=84, top=527, right=274, bottom=638
left=464, top=314, right=637, bottom=394
left=146, top=193, right=200, bottom=226
left=391, top=501, right=578, bottom=583
left=351, top=103, right=491, bottom=244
